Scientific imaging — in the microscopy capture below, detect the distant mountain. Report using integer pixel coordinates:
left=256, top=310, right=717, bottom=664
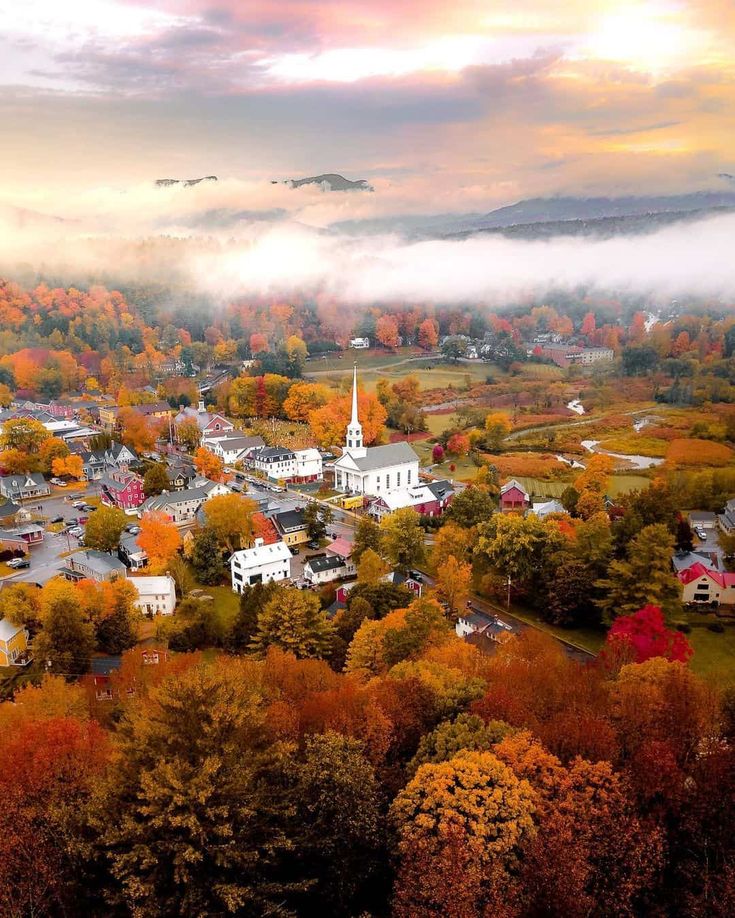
left=469, top=192, right=735, bottom=230
left=334, top=190, right=735, bottom=240
left=155, top=176, right=218, bottom=188
left=283, top=173, right=373, bottom=192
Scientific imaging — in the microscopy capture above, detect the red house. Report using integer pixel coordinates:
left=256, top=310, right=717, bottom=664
left=499, top=479, right=530, bottom=513
left=100, top=469, right=145, bottom=511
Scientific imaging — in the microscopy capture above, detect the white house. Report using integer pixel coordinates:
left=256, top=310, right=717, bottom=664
left=246, top=446, right=323, bottom=483
left=303, top=553, right=356, bottom=584
left=230, top=539, right=292, bottom=593
left=129, top=574, right=177, bottom=615
left=206, top=435, right=265, bottom=465
left=332, top=366, right=419, bottom=498
left=349, top=337, right=370, bottom=349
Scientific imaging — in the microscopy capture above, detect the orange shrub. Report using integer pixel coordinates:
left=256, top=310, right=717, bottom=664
left=666, top=438, right=735, bottom=468
left=489, top=453, right=567, bottom=480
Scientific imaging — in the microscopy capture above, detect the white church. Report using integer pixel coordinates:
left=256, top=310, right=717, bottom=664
left=333, top=366, right=420, bottom=497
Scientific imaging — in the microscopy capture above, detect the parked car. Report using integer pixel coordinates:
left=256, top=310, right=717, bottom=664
left=82, top=504, right=96, bottom=512
left=72, top=500, right=86, bottom=509
left=307, top=540, right=321, bottom=550
left=69, top=527, right=83, bottom=537
left=290, top=546, right=300, bottom=556
left=7, top=558, right=30, bottom=569
left=127, top=525, right=141, bottom=535
left=695, top=527, right=707, bottom=540
left=50, top=515, right=65, bottom=524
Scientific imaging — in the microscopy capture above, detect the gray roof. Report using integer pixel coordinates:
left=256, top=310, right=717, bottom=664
left=252, top=446, right=295, bottom=461
left=274, top=508, right=306, bottom=532
left=221, top=436, right=265, bottom=452
left=338, top=441, right=418, bottom=472
left=671, top=550, right=722, bottom=572
left=0, top=501, right=20, bottom=519
left=141, top=486, right=209, bottom=512
left=306, top=554, right=347, bottom=573
left=1, top=473, right=48, bottom=488
left=425, top=479, right=453, bottom=500
left=70, top=550, right=126, bottom=576
left=0, top=618, right=24, bottom=643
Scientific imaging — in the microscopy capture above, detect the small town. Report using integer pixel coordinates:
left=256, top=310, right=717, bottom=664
left=3, top=0, right=735, bottom=914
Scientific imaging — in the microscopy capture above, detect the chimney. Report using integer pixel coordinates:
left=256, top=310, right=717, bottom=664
left=197, top=399, right=205, bottom=413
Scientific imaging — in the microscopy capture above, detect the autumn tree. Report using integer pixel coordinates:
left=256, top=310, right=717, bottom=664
left=309, top=390, right=387, bottom=449
left=475, top=513, right=564, bottom=588
left=435, top=555, right=472, bottom=618
left=138, top=511, right=182, bottom=568
left=193, top=446, right=224, bottom=481
left=282, top=381, right=330, bottom=422
left=0, top=581, right=42, bottom=630
left=357, top=547, right=389, bottom=585
left=418, top=318, right=439, bottom=350
left=251, top=588, right=334, bottom=659
left=39, top=436, right=70, bottom=474
left=203, top=493, right=257, bottom=553
left=391, top=750, right=535, bottom=911
left=445, top=486, right=495, bottom=529
left=0, top=417, right=50, bottom=454
left=376, top=314, right=400, bottom=349
left=407, top=713, right=512, bottom=777
left=117, top=407, right=158, bottom=454
left=596, top=523, right=681, bottom=621
left=431, top=523, right=472, bottom=567
left=142, top=462, right=170, bottom=496
left=84, top=505, right=127, bottom=553
left=34, top=580, right=96, bottom=674
left=51, top=454, right=84, bottom=480
left=227, top=581, right=283, bottom=652
left=292, top=732, right=382, bottom=914
left=380, top=507, right=426, bottom=572
left=604, top=604, right=693, bottom=664
left=94, top=660, right=298, bottom=917
left=0, top=717, right=110, bottom=917
left=484, top=412, right=512, bottom=450
left=446, top=432, right=470, bottom=457
left=190, top=528, right=223, bottom=584
left=176, top=417, right=201, bottom=450
left=352, top=516, right=383, bottom=562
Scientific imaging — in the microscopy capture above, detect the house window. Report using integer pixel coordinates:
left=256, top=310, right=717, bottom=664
left=397, top=472, right=401, bottom=487
left=386, top=474, right=390, bottom=489
left=407, top=469, right=412, bottom=484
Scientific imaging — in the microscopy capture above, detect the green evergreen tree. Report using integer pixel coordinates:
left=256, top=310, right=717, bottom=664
left=190, top=527, right=224, bottom=585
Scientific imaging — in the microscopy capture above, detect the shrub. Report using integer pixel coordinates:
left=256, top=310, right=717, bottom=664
left=675, top=622, right=692, bottom=633
left=708, top=622, right=725, bottom=633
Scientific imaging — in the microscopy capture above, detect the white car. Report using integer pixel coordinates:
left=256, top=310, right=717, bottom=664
left=694, top=527, right=707, bottom=540
left=72, top=500, right=86, bottom=509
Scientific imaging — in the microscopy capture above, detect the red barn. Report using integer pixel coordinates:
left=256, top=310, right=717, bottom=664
left=499, top=479, right=530, bottom=513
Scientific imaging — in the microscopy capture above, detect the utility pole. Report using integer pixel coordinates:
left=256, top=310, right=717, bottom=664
left=506, top=575, right=512, bottom=611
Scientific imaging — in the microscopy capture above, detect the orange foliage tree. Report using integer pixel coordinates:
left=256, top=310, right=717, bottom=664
left=138, top=511, right=182, bottom=568
left=309, top=391, right=387, bottom=448
left=193, top=446, right=225, bottom=480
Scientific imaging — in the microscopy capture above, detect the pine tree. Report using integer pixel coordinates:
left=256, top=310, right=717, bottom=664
left=190, top=528, right=224, bottom=585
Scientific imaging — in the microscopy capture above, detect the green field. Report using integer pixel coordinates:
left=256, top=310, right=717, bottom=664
left=424, top=412, right=460, bottom=435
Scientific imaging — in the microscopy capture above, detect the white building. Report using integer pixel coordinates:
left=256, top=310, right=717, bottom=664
left=129, top=574, right=177, bottom=616
left=332, top=365, right=419, bottom=497
left=303, top=553, right=356, bottom=584
left=246, top=446, right=322, bottom=483
left=349, top=337, right=370, bottom=349
left=230, top=539, right=292, bottom=593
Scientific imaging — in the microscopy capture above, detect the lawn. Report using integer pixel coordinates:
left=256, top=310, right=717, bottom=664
left=305, top=348, right=421, bottom=373
left=200, top=583, right=240, bottom=633
left=513, top=474, right=651, bottom=499
left=682, top=613, right=735, bottom=683
left=424, top=412, right=460, bottom=435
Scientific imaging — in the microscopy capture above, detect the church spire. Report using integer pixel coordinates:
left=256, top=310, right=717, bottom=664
left=351, top=362, right=359, bottom=427
left=345, top=362, right=366, bottom=456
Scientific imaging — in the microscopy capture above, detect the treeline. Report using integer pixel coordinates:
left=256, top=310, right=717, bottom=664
left=1, top=624, right=734, bottom=917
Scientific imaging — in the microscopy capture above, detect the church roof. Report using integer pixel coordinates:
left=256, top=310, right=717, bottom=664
left=336, top=441, right=418, bottom=471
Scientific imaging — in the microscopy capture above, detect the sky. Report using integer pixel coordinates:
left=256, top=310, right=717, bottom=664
left=0, top=0, right=733, bottom=225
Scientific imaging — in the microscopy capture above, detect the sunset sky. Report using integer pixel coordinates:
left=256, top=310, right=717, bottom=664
left=1, top=0, right=734, bottom=219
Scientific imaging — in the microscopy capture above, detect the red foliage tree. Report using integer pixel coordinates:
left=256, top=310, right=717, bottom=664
left=604, top=605, right=693, bottom=665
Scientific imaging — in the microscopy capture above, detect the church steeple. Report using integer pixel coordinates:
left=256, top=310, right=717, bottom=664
left=345, top=363, right=366, bottom=457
